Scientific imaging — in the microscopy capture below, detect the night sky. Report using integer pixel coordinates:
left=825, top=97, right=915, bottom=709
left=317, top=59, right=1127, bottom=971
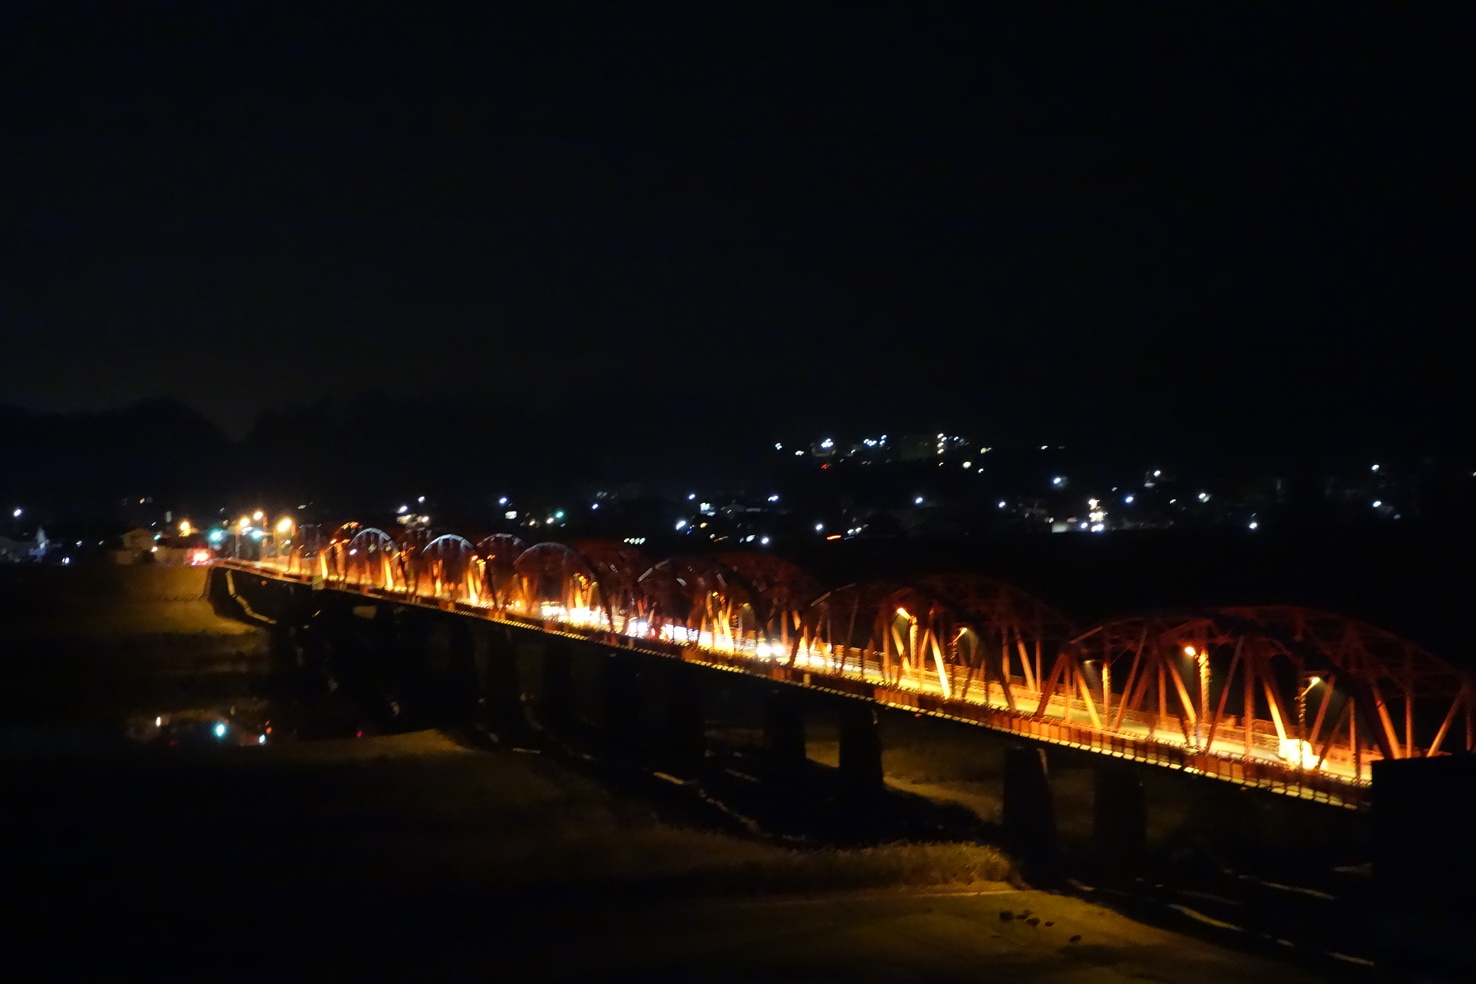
left=4, top=3, right=1471, bottom=456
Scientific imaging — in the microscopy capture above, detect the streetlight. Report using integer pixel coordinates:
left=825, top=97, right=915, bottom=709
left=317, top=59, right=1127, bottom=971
left=1295, top=675, right=1322, bottom=769
left=1184, top=645, right=1209, bottom=752
left=275, top=516, right=295, bottom=566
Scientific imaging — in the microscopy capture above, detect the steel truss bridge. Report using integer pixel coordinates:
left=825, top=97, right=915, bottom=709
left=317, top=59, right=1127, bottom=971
left=223, top=522, right=1476, bottom=809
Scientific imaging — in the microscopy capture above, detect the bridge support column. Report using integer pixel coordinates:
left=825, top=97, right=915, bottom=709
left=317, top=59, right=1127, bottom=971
left=837, top=702, right=885, bottom=798
left=655, top=661, right=705, bottom=777
left=1091, top=760, right=1147, bottom=873
left=1373, top=756, right=1476, bottom=977
left=480, top=627, right=525, bottom=739
left=598, top=651, right=641, bottom=752
left=442, top=619, right=481, bottom=725
left=537, top=638, right=577, bottom=733
left=763, top=686, right=808, bottom=786
left=1003, top=744, right=1059, bottom=878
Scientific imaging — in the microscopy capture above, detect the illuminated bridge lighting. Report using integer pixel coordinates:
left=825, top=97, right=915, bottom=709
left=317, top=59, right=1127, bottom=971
left=227, top=529, right=1476, bottom=810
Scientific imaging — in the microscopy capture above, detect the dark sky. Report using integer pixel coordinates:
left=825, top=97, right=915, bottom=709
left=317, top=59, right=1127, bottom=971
left=4, top=3, right=1471, bottom=453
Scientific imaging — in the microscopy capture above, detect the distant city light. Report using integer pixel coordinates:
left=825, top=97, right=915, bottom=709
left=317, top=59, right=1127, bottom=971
left=397, top=505, right=409, bottom=514
left=687, top=493, right=696, bottom=500
left=12, top=507, right=21, bottom=518
left=1154, top=470, right=1162, bottom=478
left=1198, top=492, right=1210, bottom=502
left=794, top=449, right=804, bottom=456
left=962, top=461, right=972, bottom=469
left=814, top=522, right=824, bottom=533
left=1371, top=464, right=1380, bottom=473
left=768, top=494, right=780, bottom=502
left=505, top=510, right=517, bottom=520
left=914, top=496, right=924, bottom=505
left=590, top=503, right=599, bottom=510
left=820, top=438, right=834, bottom=449
left=1248, top=521, right=1259, bottom=530
left=759, top=536, right=770, bottom=546
left=417, top=496, right=425, bottom=504
left=1052, top=476, right=1064, bottom=486
left=213, top=723, right=227, bottom=739
left=997, top=501, right=1006, bottom=509
left=774, top=443, right=783, bottom=451
left=1124, top=495, right=1135, bottom=504
left=1372, top=500, right=1382, bottom=508
left=675, top=519, right=687, bottom=531
left=498, top=496, right=508, bottom=506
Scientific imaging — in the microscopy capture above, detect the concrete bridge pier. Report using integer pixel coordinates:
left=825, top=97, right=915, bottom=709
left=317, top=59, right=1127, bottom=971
left=763, top=686, right=808, bottom=787
left=442, top=618, right=481, bottom=725
left=1373, top=755, right=1476, bottom=977
left=397, top=609, right=443, bottom=726
left=1091, top=759, right=1147, bottom=872
left=654, top=661, right=706, bottom=778
left=478, top=626, right=525, bottom=739
left=836, top=702, right=885, bottom=799
left=597, top=650, right=642, bottom=753
left=536, top=637, right=577, bottom=733
left=1002, top=744, right=1060, bottom=878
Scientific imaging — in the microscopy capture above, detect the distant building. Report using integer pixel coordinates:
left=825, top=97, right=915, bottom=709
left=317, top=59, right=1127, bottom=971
left=0, top=526, right=47, bottom=563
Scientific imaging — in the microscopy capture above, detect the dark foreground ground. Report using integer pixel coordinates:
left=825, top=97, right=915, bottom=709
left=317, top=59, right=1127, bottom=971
left=2, top=730, right=1335, bottom=983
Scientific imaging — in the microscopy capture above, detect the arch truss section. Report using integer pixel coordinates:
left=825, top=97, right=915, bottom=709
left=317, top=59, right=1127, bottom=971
left=809, top=574, right=1075, bottom=703
left=406, top=534, right=482, bottom=605
left=335, top=526, right=405, bottom=593
left=475, top=534, right=527, bottom=611
left=715, top=553, right=823, bottom=660
left=1066, top=607, right=1476, bottom=785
